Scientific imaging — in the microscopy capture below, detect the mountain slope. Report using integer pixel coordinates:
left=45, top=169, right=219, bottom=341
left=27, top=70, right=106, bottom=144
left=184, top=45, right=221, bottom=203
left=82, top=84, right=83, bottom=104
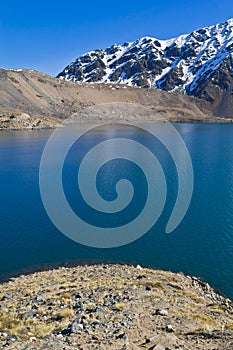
left=0, top=68, right=225, bottom=127
left=57, top=19, right=233, bottom=117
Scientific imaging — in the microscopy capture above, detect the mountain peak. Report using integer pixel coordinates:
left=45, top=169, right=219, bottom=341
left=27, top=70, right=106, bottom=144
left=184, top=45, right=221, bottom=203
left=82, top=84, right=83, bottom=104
left=57, top=18, right=233, bottom=117
left=226, top=17, right=233, bottom=25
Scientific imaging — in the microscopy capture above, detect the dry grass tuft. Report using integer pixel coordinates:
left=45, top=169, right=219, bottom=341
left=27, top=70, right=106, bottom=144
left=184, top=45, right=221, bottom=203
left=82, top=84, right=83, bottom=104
left=55, top=309, right=74, bottom=319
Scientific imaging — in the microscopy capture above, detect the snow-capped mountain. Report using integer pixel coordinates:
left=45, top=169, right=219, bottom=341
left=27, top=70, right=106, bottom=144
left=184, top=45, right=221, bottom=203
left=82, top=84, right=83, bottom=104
left=57, top=19, right=233, bottom=111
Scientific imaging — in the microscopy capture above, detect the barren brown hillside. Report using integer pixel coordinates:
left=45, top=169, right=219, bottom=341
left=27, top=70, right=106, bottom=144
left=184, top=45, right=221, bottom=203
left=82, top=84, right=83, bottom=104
left=1, top=69, right=231, bottom=129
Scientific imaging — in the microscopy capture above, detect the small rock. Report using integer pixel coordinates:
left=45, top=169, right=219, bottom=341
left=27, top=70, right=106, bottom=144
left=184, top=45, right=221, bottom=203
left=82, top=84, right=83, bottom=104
left=71, top=321, right=79, bottom=333
left=77, top=323, right=83, bottom=331
left=32, top=303, right=39, bottom=309
left=33, top=295, right=45, bottom=303
left=29, top=337, right=37, bottom=342
left=146, top=335, right=157, bottom=343
left=146, top=285, right=152, bottom=291
left=75, top=317, right=82, bottom=324
left=56, top=334, right=64, bottom=339
left=96, top=306, right=105, bottom=314
left=74, top=293, right=84, bottom=298
left=136, top=274, right=147, bottom=280
left=16, top=113, right=30, bottom=121
left=1, top=332, right=8, bottom=338
left=73, top=301, right=84, bottom=310
left=149, top=344, right=166, bottom=350
left=156, top=309, right=168, bottom=316
left=25, top=311, right=35, bottom=319
left=117, top=332, right=128, bottom=341
left=123, top=311, right=131, bottom=316
left=136, top=264, right=143, bottom=270
left=114, top=293, right=123, bottom=301
left=61, top=326, right=72, bottom=336
left=8, top=335, right=18, bottom=342
left=165, top=325, right=174, bottom=333
left=65, top=336, right=72, bottom=344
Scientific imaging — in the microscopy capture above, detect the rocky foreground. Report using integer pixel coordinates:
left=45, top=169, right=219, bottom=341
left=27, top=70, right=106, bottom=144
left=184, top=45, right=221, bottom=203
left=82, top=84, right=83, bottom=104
left=0, top=264, right=233, bottom=350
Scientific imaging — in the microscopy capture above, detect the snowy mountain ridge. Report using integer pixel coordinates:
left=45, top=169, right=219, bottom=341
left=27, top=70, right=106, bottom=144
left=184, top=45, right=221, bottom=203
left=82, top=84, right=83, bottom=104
left=57, top=18, right=233, bottom=115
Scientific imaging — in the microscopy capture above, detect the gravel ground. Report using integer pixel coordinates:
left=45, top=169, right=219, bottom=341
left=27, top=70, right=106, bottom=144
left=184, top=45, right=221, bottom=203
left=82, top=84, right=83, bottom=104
left=0, top=264, right=233, bottom=349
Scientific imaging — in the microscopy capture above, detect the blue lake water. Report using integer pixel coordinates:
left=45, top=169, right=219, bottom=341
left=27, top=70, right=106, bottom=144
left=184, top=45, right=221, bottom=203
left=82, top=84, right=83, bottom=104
left=0, top=123, right=233, bottom=299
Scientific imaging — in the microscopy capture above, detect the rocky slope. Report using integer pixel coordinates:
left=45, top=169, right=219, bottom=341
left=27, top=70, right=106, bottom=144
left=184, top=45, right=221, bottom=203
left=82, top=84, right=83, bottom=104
left=57, top=18, right=233, bottom=118
left=0, top=264, right=233, bottom=350
left=0, top=68, right=231, bottom=130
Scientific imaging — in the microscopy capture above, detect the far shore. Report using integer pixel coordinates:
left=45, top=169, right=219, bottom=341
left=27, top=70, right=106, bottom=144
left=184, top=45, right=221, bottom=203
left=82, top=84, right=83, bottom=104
left=1, top=111, right=233, bottom=131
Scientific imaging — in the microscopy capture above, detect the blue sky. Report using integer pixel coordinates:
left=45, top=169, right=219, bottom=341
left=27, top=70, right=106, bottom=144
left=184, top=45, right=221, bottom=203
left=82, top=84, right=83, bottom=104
left=1, top=0, right=232, bottom=76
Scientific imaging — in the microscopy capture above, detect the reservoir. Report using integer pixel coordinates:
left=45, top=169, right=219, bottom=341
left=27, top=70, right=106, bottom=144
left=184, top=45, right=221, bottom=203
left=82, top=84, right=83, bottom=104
left=0, top=123, right=233, bottom=299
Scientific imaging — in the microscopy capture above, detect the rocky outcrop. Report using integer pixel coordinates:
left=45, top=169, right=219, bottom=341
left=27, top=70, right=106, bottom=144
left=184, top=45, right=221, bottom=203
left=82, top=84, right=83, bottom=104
left=0, top=112, right=60, bottom=130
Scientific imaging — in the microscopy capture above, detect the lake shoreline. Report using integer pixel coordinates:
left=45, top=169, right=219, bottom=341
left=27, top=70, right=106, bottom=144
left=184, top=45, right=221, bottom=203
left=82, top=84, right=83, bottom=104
left=1, top=114, right=233, bottom=131
left=1, top=260, right=231, bottom=301
left=1, top=100, right=233, bottom=131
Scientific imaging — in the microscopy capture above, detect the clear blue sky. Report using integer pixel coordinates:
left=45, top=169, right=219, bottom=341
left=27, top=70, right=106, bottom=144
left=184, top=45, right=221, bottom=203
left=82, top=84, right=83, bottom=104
left=1, top=0, right=232, bottom=76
